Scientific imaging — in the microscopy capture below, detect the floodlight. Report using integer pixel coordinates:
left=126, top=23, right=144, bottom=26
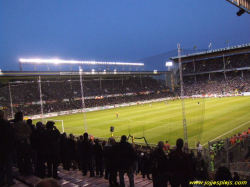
left=54, top=59, right=59, bottom=64
left=92, top=69, right=95, bottom=72
left=154, top=70, right=157, bottom=74
left=165, top=62, right=173, bottom=66
left=19, top=59, right=144, bottom=66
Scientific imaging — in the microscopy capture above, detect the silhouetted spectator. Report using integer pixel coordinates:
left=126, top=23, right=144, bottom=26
left=27, top=119, right=36, bottom=132
left=28, top=119, right=37, bottom=176
left=30, top=122, right=46, bottom=178
left=150, top=141, right=170, bottom=187
left=80, top=133, right=94, bottom=177
left=43, top=121, right=61, bottom=179
left=116, top=135, right=135, bottom=187
left=59, top=133, right=70, bottom=171
left=169, top=138, right=193, bottom=187
left=0, top=110, right=15, bottom=186
left=13, top=111, right=33, bottom=176
left=232, top=172, right=240, bottom=182
left=141, top=152, right=151, bottom=180
left=76, top=135, right=83, bottom=170
left=105, top=138, right=119, bottom=187
left=68, top=133, right=77, bottom=169
left=214, top=166, right=232, bottom=187
left=93, top=139, right=104, bottom=177
left=103, top=138, right=113, bottom=180
left=133, top=150, right=139, bottom=175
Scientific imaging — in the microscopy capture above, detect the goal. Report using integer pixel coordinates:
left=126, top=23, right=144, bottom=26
left=45, top=119, right=64, bottom=132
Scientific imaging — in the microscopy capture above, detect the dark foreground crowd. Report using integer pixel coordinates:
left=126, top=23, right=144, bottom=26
left=0, top=110, right=194, bottom=187
left=0, top=110, right=243, bottom=187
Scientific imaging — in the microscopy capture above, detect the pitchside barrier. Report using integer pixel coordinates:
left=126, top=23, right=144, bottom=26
left=24, top=98, right=168, bottom=120
left=207, top=135, right=250, bottom=172
left=86, top=134, right=210, bottom=156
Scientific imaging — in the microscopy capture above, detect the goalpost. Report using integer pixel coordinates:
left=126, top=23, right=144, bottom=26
left=45, top=119, right=64, bottom=132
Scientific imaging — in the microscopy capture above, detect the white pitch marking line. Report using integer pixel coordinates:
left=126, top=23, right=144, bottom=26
left=202, top=120, right=250, bottom=146
left=125, top=118, right=132, bottom=122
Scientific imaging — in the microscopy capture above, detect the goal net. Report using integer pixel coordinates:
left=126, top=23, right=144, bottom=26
left=45, top=119, right=64, bottom=132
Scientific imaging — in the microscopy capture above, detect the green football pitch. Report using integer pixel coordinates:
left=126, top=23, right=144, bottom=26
left=35, top=96, right=250, bottom=147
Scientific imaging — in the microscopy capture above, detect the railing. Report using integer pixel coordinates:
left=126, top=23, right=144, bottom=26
left=208, top=136, right=250, bottom=171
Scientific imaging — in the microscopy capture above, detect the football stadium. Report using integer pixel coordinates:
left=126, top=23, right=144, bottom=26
left=1, top=1, right=250, bottom=187
left=1, top=44, right=250, bottom=146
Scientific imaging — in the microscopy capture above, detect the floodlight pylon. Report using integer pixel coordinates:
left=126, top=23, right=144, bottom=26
left=38, top=76, right=44, bottom=123
left=79, top=66, right=87, bottom=132
left=178, top=43, right=188, bottom=144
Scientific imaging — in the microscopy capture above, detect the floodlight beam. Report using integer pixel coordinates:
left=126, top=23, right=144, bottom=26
left=19, top=59, right=144, bottom=66
left=165, top=62, right=173, bottom=66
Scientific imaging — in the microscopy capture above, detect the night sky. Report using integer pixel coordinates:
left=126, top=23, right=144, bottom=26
left=0, top=0, right=249, bottom=71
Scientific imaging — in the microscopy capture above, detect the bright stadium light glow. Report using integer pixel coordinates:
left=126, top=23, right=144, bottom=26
left=165, top=61, right=173, bottom=66
left=54, top=59, right=59, bottom=64
left=19, top=59, right=144, bottom=66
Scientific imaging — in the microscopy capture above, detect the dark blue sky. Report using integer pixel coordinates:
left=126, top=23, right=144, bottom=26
left=0, top=0, right=249, bottom=71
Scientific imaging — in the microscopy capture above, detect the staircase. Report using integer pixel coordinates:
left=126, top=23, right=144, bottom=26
left=12, top=166, right=154, bottom=187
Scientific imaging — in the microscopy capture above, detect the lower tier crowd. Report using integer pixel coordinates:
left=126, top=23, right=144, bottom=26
left=0, top=110, right=201, bottom=187
left=1, top=110, right=250, bottom=187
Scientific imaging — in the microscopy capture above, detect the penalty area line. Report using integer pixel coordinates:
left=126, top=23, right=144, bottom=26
left=202, top=120, right=250, bottom=146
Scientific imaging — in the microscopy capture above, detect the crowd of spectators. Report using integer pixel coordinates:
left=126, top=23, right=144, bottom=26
left=2, top=108, right=248, bottom=186
left=178, top=70, right=250, bottom=96
left=1, top=110, right=198, bottom=187
left=182, top=53, right=250, bottom=75
left=2, top=70, right=250, bottom=117
left=0, top=76, right=172, bottom=117
left=179, top=53, right=250, bottom=96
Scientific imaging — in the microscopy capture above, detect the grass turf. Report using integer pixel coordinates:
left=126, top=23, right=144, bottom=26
left=34, top=96, right=250, bottom=147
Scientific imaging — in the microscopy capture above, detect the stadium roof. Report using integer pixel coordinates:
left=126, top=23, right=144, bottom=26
left=226, top=0, right=250, bottom=14
left=170, top=43, right=250, bottom=62
left=0, top=70, right=170, bottom=84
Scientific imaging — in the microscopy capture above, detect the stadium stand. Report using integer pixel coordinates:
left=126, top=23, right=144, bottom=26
left=176, top=53, right=250, bottom=96
left=182, top=53, right=250, bottom=74
left=0, top=76, right=173, bottom=118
